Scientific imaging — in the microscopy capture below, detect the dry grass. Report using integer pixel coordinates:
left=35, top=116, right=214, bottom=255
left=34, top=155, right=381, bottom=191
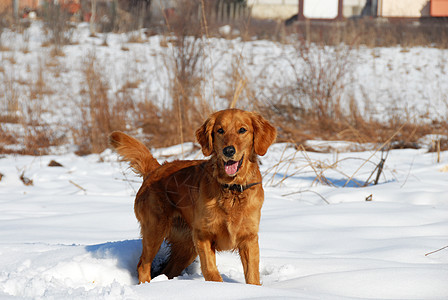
left=0, top=72, right=20, bottom=124
left=0, top=7, right=448, bottom=156
left=73, top=50, right=132, bottom=155
left=0, top=126, right=18, bottom=154
left=292, top=19, right=448, bottom=49
left=266, top=100, right=447, bottom=153
left=29, top=57, right=54, bottom=100
left=262, top=142, right=381, bottom=190
left=220, top=51, right=259, bottom=110
left=41, top=2, right=73, bottom=47
left=154, top=0, right=213, bottom=147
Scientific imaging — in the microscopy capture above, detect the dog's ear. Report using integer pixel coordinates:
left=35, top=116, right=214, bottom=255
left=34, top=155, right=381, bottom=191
left=252, top=112, right=277, bottom=156
left=196, top=113, right=216, bottom=156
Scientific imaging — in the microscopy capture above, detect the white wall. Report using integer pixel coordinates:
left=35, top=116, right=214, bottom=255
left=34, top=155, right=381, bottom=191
left=379, top=0, right=430, bottom=17
left=303, top=0, right=339, bottom=18
left=248, top=0, right=299, bottom=19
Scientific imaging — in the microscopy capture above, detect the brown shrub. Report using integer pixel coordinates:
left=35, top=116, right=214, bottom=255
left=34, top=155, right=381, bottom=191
left=73, top=50, right=130, bottom=155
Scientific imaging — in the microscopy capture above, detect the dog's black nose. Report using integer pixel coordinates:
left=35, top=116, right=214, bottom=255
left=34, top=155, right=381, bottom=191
left=223, top=146, right=236, bottom=158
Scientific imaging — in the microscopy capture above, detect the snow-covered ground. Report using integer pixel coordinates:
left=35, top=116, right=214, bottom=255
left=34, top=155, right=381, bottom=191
left=1, top=21, right=448, bottom=299
left=1, top=143, right=447, bottom=299
left=1, top=21, right=448, bottom=145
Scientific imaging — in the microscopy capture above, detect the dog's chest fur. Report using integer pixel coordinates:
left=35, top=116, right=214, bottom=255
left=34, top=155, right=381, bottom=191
left=208, top=191, right=251, bottom=251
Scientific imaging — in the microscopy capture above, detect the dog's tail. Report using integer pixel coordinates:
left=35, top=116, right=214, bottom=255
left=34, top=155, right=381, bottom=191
left=109, top=131, right=160, bottom=177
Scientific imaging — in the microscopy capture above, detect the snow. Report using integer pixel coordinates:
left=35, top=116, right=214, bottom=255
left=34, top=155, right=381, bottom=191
left=1, top=21, right=448, bottom=142
left=1, top=144, right=447, bottom=299
left=1, top=21, right=448, bottom=299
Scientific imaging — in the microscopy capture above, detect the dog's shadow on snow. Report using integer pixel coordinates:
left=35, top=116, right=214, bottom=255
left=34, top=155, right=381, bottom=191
left=85, top=240, right=238, bottom=284
left=85, top=239, right=175, bottom=283
left=85, top=239, right=143, bottom=282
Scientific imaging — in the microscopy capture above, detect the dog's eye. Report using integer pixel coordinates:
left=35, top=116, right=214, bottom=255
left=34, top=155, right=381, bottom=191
left=238, top=127, right=247, bottom=134
left=217, top=128, right=224, bottom=134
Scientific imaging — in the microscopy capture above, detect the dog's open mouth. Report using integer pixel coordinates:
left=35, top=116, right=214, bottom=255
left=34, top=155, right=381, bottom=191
left=224, top=155, right=244, bottom=176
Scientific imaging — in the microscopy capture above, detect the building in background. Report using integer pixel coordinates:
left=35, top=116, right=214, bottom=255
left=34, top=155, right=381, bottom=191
left=378, top=0, right=430, bottom=17
left=296, top=0, right=342, bottom=20
left=0, top=0, right=81, bottom=17
left=249, top=0, right=448, bottom=21
left=247, top=0, right=299, bottom=19
left=347, top=0, right=443, bottom=18
left=431, top=0, right=448, bottom=16
left=2, top=0, right=447, bottom=21
left=377, top=0, right=448, bottom=18
left=0, top=0, right=42, bottom=15
left=248, top=0, right=364, bottom=21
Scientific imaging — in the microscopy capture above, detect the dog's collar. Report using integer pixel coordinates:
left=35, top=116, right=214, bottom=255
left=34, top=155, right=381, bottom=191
left=221, top=182, right=261, bottom=193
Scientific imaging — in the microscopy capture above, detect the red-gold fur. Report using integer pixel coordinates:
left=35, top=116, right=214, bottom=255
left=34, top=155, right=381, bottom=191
left=109, top=109, right=277, bottom=285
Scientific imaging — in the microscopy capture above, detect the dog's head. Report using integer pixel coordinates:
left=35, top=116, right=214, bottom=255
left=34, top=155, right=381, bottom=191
left=196, top=109, right=276, bottom=178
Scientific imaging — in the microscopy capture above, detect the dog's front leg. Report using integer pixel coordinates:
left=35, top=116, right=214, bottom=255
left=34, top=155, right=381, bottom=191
left=239, top=235, right=261, bottom=285
left=194, top=234, right=223, bottom=282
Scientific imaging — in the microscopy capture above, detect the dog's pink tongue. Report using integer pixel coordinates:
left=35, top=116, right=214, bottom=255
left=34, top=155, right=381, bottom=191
left=225, top=161, right=239, bottom=175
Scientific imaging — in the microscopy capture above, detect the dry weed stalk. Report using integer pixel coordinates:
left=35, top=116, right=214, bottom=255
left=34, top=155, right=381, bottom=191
left=41, top=2, right=73, bottom=56
left=425, top=245, right=448, bottom=256
left=222, top=50, right=258, bottom=111
left=19, top=171, right=33, bottom=186
left=1, top=72, right=20, bottom=123
left=159, top=0, right=211, bottom=148
left=436, top=139, right=441, bottom=163
left=264, top=143, right=290, bottom=185
left=30, top=56, right=53, bottom=100
left=292, top=41, right=354, bottom=130
left=362, top=150, right=388, bottom=187
left=296, top=20, right=448, bottom=48
left=74, top=50, right=129, bottom=154
left=229, top=78, right=246, bottom=109
left=265, top=143, right=386, bottom=189
left=20, top=92, right=64, bottom=155
left=343, top=121, right=408, bottom=187
left=1, top=8, right=448, bottom=156
left=297, top=144, right=334, bottom=187
left=69, top=180, right=87, bottom=193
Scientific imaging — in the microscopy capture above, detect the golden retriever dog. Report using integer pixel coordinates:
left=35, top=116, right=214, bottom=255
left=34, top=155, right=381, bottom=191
left=109, top=108, right=276, bottom=285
